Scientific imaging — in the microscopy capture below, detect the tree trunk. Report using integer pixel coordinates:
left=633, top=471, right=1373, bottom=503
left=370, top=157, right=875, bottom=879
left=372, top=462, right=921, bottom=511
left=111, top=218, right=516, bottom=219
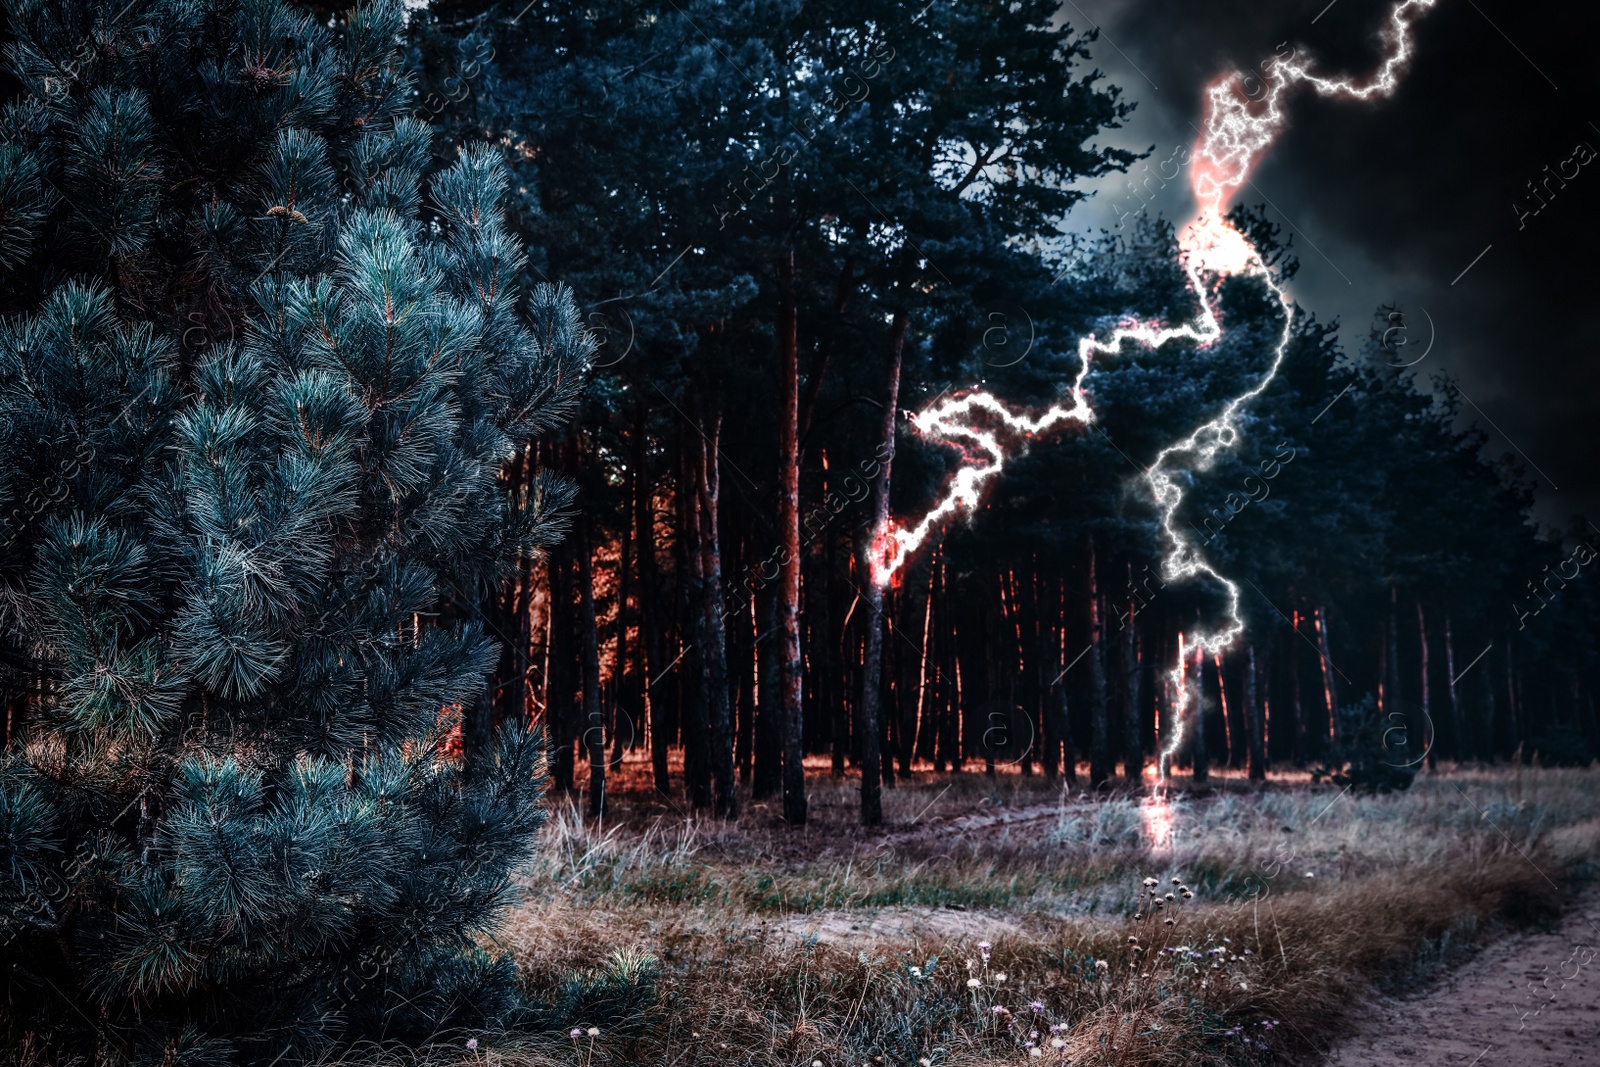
left=1190, top=644, right=1208, bottom=783
left=612, top=444, right=634, bottom=770
left=856, top=309, right=905, bottom=824
left=1384, top=584, right=1402, bottom=722
left=578, top=517, right=606, bottom=817
left=1444, top=614, right=1461, bottom=762
left=1213, top=653, right=1234, bottom=768
left=548, top=535, right=575, bottom=793
left=633, top=405, right=672, bottom=796
left=899, top=572, right=927, bottom=779
left=1246, top=644, right=1266, bottom=781
left=1290, top=611, right=1306, bottom=765
left=753, top=585, right=782, bottom=798
left=1482, top=646, right=1499, bottom=762
left=679, top=437, right=712, bottom=810
left=1122, top=565, right=1144, bottom=784
left=1415, top=600, right=1433, bottom=771
left=1052, top=683, right=1076, bottom=787
left=735, top=567, right=755, bottom=784
left=696, top=418, right=737, bottom=819
left=1315, top=606, right=1338, bottom=741
left=1505, top=641, right=1518, bottom=756
left=1085, top=537, right=1111, bottom=788
left=778, top=248, right=807, bottom=825
left=817, top=521, right=844, bottom=776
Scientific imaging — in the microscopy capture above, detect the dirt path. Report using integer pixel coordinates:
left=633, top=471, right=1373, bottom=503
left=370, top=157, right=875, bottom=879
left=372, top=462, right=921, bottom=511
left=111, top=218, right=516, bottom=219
left=1324, top=888, right=1600, bottom=1066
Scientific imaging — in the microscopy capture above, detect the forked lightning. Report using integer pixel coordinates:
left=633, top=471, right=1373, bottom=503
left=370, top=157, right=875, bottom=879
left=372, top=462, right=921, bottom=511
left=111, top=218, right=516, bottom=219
left=870, top=0, right=1437, bottom=772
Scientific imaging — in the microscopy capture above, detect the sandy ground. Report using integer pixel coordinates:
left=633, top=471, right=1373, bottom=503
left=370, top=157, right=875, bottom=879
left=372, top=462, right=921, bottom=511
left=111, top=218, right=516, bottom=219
left=1324, top=886, right=1600, bottom=1067
left=768, top=903, right=1027, bottom=947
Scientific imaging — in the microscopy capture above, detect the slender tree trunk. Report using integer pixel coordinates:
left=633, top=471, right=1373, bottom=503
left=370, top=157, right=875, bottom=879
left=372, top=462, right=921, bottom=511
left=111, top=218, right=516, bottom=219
left=633, top=407, right=672, bottom=796
left=1123, top=565, right=1144, bottom=784
left=1506, top=642, right=1519, bottom=757
left=578, top=517, right=606, bottom=817
left=1085, top=538, right=1111, bottom=787
left=818, top=524, right=845, bottom=776
left=1159, top=629, right=1178, bottom=782
left=696, top=419, right=737, bottom=819
left=898, top=574, right=925, bottom=779
left=984, top=597, right=1000, bottom=779
left=1213, top=653, right=1234, bottom=767
left=1246, top=644, right=1266, bottom=781
left=1444, top=614, right=1460, bottom=762
left=1415, top=600, right=1433, bottom=771
left=1482, top=647, right=1499, bottom=762
left=1384, top=584, right=1402, bottom=722
left=935, top=556, right=960, bottom=772
left=736, top=573, right=755, bottom=784
left=549, top=535, right=575, bottom=793
left=679, top=438, right=712, bottom=810
left=1053, top=683, right=1076, bottom=787
left=778, top=248, right=807, bottom=825
left=856, top=309, right=905, bottom=824
left=1290, top=611, right=1306, bottom=765
left=612, top=448, right=633, bottom=771
left=753, top=586, right=782, bottom=798
left=1315, top=606, right=1338, bottom=741
left=508, top=444, right=538, bottom=730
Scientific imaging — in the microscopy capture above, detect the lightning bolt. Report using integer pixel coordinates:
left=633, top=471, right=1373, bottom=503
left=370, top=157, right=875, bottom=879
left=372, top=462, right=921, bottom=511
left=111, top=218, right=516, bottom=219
left=870, top=0, right=1437, bottom=776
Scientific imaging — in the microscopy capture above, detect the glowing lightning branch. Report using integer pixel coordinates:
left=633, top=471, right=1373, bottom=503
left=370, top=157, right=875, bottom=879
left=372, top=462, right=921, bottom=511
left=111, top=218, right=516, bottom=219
left=870, top=0, right=1437, bottom=775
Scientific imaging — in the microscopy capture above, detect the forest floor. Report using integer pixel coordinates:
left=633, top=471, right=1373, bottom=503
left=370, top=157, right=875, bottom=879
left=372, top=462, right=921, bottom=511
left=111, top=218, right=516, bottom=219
left=449, top=760, right=1600, bottom=1067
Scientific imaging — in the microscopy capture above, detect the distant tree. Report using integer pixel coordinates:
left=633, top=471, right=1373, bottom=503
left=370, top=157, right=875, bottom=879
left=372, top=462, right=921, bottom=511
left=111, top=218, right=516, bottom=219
left=0, top=0, right=589, bottom=1060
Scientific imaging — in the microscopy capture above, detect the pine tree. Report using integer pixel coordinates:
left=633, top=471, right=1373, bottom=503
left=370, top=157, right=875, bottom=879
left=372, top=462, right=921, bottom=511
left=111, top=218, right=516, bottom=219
left=0, top=1, right=590, bottom=1060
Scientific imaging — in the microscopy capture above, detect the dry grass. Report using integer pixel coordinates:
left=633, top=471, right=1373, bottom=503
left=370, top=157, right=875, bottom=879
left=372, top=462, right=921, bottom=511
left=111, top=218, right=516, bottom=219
left=373, top=761, right=1600, bottom=1066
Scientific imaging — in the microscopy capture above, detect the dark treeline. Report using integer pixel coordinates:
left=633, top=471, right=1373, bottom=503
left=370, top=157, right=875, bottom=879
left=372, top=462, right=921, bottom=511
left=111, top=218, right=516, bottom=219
left=424, top=0, right=1597, bottom=822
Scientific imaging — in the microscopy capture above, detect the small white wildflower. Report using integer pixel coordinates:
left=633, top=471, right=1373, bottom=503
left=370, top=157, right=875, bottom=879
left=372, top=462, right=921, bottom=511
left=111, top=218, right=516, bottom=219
left=1029, top=1049, right=1043, bottom=1058
left=1051, top=1037, right=1066, bottom=1049
left=967, top=977, right=981, bottom=988
left=994, top=972, right=1007, bottom=982
left=466, top=1038, right=478, bottom=1050
left=1094, top=959, right=1109, bottom=971
left=587, top=1027, right=599, bottom=1037
left=569, top=1029, right=583, bottom=1039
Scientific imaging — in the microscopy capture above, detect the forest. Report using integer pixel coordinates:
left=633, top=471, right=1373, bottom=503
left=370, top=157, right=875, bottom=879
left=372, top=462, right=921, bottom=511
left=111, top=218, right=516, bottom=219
left=446, top=0, right=1599, bottom=820
left=1, top=0, right=1596, bottom=1064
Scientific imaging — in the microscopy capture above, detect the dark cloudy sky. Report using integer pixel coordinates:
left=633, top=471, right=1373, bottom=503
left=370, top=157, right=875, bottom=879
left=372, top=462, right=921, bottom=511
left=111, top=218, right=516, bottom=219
left=1056, top=0, right=1599, bottom=533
